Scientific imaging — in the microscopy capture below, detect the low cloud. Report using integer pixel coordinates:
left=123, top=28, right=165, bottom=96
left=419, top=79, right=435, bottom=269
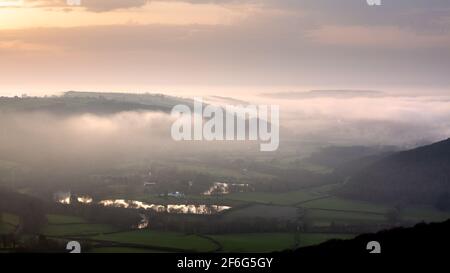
left=26, top=0, right=149, bottom=11
left=0, top=111, right=175, bottom=169
left=274, top=95, right=450, bottom=147
left=25, top=0, right=245, bottom=12
left=307, top=25, right=450, bottom=48
left=1, top=94, right=450, bottom=173
left=263, top=90, right=386, bottom=99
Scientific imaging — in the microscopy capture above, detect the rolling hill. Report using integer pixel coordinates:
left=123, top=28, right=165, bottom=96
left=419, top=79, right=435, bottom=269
left=0, top=91, right=193, bottom=115
left=291, top=218, right=450, bottom=257
left=338, top=139, right=450, bottom=209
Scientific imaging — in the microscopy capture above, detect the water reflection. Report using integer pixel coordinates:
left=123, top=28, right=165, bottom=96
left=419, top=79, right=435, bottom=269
left=55, top=192, right=93, bottom=205
left=204, top=182, right=229, bottom=195
left=99, top=199, right=231, bottom=214
left=203, top=182, right=250, bottom=195
left=54, top=191, right=71, bottom=204
left=77, top=196, right=93, bottom=204
left=136, top=214, right=149, bottom=229
left=55, top=193, right=231, bottom=215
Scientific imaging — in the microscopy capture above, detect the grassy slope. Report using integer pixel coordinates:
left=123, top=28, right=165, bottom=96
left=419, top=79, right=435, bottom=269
left=46, top=214, right=87, bottom=225
left=88, top=247, right=168, bottom=253
left=226, top=190, right=323, bottom=206
left=300, top=197, right=388, bottom=213
left=42, top=214, right=117, bottom=237
left=42, top=223, right=118, bottom=237
left=0, top=213, right=20, bottom=234
left=92, top=230, right=217, bottom=252
left=208, top=233, right=354, bottom=252
left=209, top=233, right=297, bottom=252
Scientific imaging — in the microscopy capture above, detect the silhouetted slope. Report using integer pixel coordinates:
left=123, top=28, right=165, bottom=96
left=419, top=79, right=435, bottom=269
left=292, top=219, right=450, bottom=256
left=339, top=139, right=450, bottom=206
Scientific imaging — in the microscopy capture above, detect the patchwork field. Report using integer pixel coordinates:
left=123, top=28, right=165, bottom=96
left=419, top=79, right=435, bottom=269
left=39, top=212, right=360, bottom=253
left=300, top=197, right=389, bottom=213
left=42, top=214, right=118, bottom=237
left=207, top=232, right=355, bottom=252
left=46, top=214, right=87, bottom=225
left=42, top=223, right=119, bottom=237
left=306, top=209, right=387, bottom=225
left=0, top=213, right=20, bottom=235
left=88, top=247, right=167, bottom=253
left=401, top=207, right=450, bottom=223
left=297, top=233, right=355, bottom=247
left=91, top=230, right=218, bottom=252
left=172, top=162, right=274, bottom=180
left=223, top=204, right=298, bottom=221
left=225, top=190, right=324, bottom=206
left=208, top=233, right=297, bottom=252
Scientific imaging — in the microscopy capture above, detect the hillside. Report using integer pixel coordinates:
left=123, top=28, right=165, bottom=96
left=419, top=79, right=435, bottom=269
left=291, top=218, right=450, bottom=256
left=338, top=139, right=450, bottom=208
left=303, top=145, right=395, bottom=169
left=0, top=91, right=192, bottom=115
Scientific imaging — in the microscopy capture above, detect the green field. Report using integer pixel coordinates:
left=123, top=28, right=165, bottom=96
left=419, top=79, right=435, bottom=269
left=172, top=162, right=274, bottom=180
left=46, top=214, right=87, bottom=225
left=42, top=214, right=118, bottom=237
left=207, top=232, right=354, bottom=252
left=223, top=204, right=298, bottom=221
left=92, top=230, right=218, bottom=252
left=297, top=233, right=355, bottom=247
left=306, top=209, right=386, bottom=226
left=2, top=213, right=20, bottom=226
left=208, top=233, right=297, bottom=252
left=300, top=196, right=450, bottom=224
left=38, top=193, right=450, bottom=253
left=0, top=222, right=16, bottom=234
left=226, top=190, right=323, bottom=206
left=88, top=247, right=168, bottom=253
left=42, top=223, right=119, bottom=237
left=401, top=207, right=450, bottom=223
left=300, top=197, right=389, bottom=213
left=39, top=213, right=359, bottom=253
left=0, top=213, right=20, bottom=235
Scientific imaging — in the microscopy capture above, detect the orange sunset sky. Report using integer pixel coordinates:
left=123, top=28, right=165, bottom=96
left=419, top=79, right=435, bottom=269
left=0, top=0, right=449, bottom=96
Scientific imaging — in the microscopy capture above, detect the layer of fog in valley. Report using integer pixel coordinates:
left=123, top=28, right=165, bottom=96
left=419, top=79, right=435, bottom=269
left=2, top=90, right=450, bottom=166
left=1, top=90, right=450, bottom=253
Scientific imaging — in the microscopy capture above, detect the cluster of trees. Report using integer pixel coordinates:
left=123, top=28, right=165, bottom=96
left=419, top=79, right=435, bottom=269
left=0, top=234, right=18, bottom=249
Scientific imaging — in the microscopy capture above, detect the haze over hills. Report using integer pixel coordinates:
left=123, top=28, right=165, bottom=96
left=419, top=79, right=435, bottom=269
left=339, top=138, right=450, bottom=209
left=303, top=145, right=397, bottom=170
left=64, top=91, right=192, bottom=108
left=263, top=90, right=385, bottom=99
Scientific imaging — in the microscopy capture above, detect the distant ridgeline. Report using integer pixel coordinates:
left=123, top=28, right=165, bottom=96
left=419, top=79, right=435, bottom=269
left=0, top=91, right=193, bottom=115
left=337, top=138, right=450, bottom=210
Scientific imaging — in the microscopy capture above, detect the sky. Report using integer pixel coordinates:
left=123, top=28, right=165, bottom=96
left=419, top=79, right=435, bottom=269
left=0, top=0, right=450, bottom=96
left=0, top=1, right=450, bottom=153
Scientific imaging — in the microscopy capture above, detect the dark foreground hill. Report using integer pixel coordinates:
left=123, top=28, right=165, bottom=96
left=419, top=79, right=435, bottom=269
left=291, top=219, right=450, bottom=256
left=338, top=138, right=450, bottom=208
